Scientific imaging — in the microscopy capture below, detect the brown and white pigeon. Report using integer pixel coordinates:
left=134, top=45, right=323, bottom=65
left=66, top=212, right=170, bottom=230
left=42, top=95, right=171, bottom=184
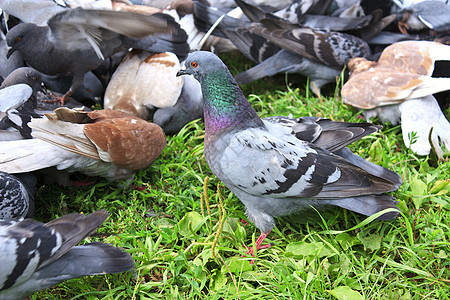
left=341, top=40, right=450, bottom=158
left=104, top=50, right=183, bottom=120
left=177, top=51, right=402, bottom=260
left=0, top=210, right=135, bottom=299
left=0, top=107, right=166, bottom=183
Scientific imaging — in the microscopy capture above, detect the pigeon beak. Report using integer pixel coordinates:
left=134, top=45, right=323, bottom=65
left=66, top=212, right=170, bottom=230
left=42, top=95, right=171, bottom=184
left=6, top=46, right=15, bottom=59
left=176, top=68, right=189, bottom=77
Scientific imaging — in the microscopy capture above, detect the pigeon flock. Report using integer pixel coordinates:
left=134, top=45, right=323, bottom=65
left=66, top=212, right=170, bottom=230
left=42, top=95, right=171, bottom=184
left=0, top=0, right=449, bottom=297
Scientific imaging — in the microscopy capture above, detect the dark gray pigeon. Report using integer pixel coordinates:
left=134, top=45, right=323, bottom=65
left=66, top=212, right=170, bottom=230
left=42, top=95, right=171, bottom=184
left=177, top=51, right=402, bottom=259
left=5, top=7, right=189, bottom=104
left=0, top=210, right=135, bottom=299
left=153, top=75, right=204, bottom=135
left=234, top=48, right=341, bottom=95
left=248, top=21, right=372, bottom=70
left=0, top=171, right=36, bottom=220
left=0, top=38, right=24, bottom=80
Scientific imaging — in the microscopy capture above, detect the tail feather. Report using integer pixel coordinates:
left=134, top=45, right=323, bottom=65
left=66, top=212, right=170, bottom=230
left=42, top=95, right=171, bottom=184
left=0, top=139, right=76, bottom=173
left=36, top=242, right=134, bottom=286
left=327, top=194, right=400, bottom=220
left=40, top=210, right=110, bottom=269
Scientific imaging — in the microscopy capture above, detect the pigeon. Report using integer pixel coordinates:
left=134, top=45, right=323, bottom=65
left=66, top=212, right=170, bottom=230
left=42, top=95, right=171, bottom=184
left=248, top=22, right=372, bottom=70
left=39, top=71, right=104, bottom=104
left=341, top=40, right=450, bottom=157
left=153, top=74, right=203, bottom=134
left=0, top=38, right=24, bottom=80
left=234, top=48, right=342, bottom=95
left=0, top=0, right=67, bottom=26
left=0, top=107, right=166, bottom=183
left=0, top=210, right=135, bottom=299
left=177, top=51, right=402, bottom=258
left=0, top=171, right=36, bottom=220
left=235, top=0, right=387, bottom=36
left=393, top=0, right=450, bottom=33
left=104, top=50, right=183, bottom=120
left=0, top=83, right=35, bottom=139
left=5, top=7, right=189, bottom=104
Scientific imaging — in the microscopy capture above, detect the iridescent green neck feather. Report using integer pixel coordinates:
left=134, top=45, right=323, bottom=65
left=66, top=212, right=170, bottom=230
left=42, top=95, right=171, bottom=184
left=200, top=69, right=263, bottom=137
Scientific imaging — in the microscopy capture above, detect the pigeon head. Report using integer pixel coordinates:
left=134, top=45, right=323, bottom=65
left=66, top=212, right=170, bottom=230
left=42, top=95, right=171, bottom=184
left=6, top=23, right=38, bottom=59
left=1, top=67, right=45, bottom=95
left=176, top=51, right=232, bottom=83
left=177, top=51, right=263, bottom=136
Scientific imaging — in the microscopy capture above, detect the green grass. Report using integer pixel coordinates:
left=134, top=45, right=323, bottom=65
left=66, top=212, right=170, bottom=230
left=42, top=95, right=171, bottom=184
left=32, top=52, right=450, bottom=299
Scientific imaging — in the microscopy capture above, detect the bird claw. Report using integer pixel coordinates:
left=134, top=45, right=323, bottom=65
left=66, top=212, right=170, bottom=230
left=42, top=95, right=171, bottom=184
left=398, top=13, right=410, bottom=34
left=44, top=93, right=67, bottom=106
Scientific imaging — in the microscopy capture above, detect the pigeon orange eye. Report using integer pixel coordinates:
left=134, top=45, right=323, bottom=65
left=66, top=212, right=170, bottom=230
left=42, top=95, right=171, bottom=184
left=191, top=62, right=198, bottom=68
left=15, top=37, right=21, bottom=42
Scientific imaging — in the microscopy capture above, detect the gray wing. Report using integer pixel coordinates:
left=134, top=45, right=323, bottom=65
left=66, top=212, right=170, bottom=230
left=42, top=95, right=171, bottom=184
left=0, top=84, right=33, bottom=112
left=264, top=116, right=381, bottom=152
left=219, top=124, right=397, bottom=200
left=249, top=22, right=372, bottom=69
left=47, top=8, right=177, bottom=58
left=414, top=1, right=450, bottom=31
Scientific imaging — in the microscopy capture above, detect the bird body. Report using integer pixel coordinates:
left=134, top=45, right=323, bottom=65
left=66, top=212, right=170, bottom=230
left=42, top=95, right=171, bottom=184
left=0, top=108, right=166, bottom=182
left=0, top=171, right=36, bottom=220
left=104, top=50, right=183, bottom=120
left=153, top=75, right=204, bottom=134
left=342, top=41, right=450, bottom=157
left=177, top=51, right=401, bottom=256
left=5, top=8, right=188, bottom=103
left=0, top=210, right=135, bottom=299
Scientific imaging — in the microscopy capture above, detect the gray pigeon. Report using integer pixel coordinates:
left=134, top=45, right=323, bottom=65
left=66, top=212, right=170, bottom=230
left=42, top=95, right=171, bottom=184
left=0, top=171, right=36, bottom=220
left=234, top=48, right=341, bottom=95
left=248, top=21, right=372, bottom=70
left=0, top=210, right=135, bottom=299
left=153, top=75, right=204, bottom=134
left=0, top=0, right=67, bottom=26
left=0, top=83, right=35, bottom=139
left=5, top=7, right=189, bottom=104
left=393, top=0, right=450, bottom=33
left=177, top=51, right=402, bottom=258
left=0, top=38, right=24, bottom=80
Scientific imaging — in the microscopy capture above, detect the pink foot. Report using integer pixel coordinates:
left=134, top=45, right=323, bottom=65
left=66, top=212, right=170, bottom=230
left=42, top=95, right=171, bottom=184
left=244, top=230, right=272, bottom=264
left=132, top=184, right=151, bottom=193
left=240, top=219, right=249, bottom=226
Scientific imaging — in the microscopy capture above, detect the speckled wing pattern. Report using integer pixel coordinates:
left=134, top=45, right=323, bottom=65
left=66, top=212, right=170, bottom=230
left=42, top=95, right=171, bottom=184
left=249, top=24, right=372, bottom=69
left=218, top=121, right=395, bottom=200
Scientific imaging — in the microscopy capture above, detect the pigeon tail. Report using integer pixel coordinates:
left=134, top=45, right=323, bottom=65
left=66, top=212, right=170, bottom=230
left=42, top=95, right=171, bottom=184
left=35, top=242, right=134, bottom=282
left=0, top=138, right=87, bottom=174
left=328, top=194, right=400, bottom=220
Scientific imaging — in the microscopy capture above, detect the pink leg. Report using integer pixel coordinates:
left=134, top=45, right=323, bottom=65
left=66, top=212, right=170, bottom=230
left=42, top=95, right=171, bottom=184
left=245, top=230, right=272, bottom=263
left=132, top=184, right=151, bottom=193
left=45, top=89, right=74, bottom=106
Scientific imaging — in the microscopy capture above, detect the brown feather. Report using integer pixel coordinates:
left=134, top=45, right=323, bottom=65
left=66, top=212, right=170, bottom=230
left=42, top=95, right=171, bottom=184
left=83, top=116, right=166, bottom=170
